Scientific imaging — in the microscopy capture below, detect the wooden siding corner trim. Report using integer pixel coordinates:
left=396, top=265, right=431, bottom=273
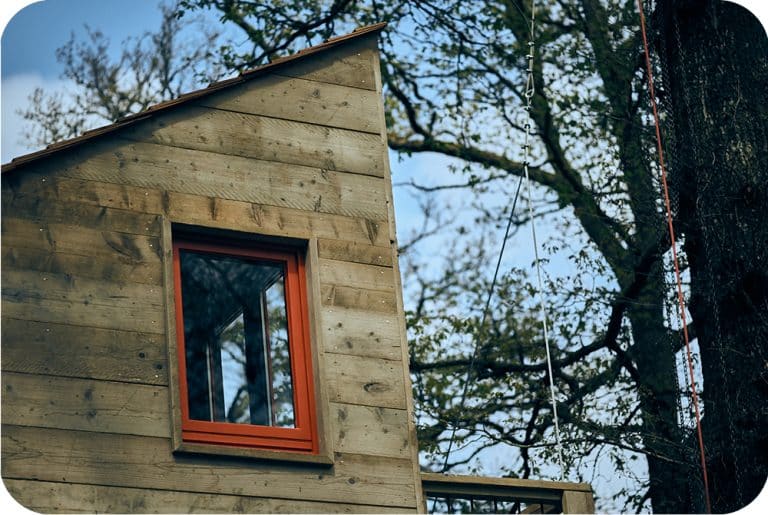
left=304, top=238, right=335, bottom=462
left=371, top=33, right=426, bottom=512
left=162, top=217, right=184, bottom=452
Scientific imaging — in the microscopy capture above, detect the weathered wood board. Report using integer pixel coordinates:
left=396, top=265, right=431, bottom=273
left=320, top=306, right=404, bottom=361
left=1, top=319, right=167, bottom=384
left=1, top=425, right=417, bottom=508
left=121, top=107, right=386, bottom=178
left=3, top=479, right=412, bottom=514
left=275, top=38, right=378, bottom=90
left=325, top=354, right=407, bottom=409
left=54, top=138, right=388, bottom=220
left=2, top=372, right=170, bottom=437
left=197, top=73, right=381, bottom=134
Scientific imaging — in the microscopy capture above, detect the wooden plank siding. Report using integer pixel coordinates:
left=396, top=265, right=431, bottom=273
left=120, top=108, right=386, bottom=178
left=1, top=31, right=423, bottom=513
left=1, top=218, right=162, bottom=277
left=325, top=354, right=407, bottom=409
left=3, top=479, right=409, bottom=514
left=1, top=371, right=410, bottom=460
left=2, top=372, right=171, bottom=438
left=2, top=244, right=163, bottom=286
left=1, top=319, right=167, bottom=385
left=317, top=238, right=393, bottom=267
left=1, top=268, right=165, bottom=335
left=4, top=173, right=390, bottom=247
left=1, top=426, right=418, bottom=509
left=320, top=284, right=397, bottom=313
left=51, top=138, right=388, bottom=220
left=274, top=38, right=378, bottom=91
left=196, top=73, right=381, bottom=134
left=320, top=306, right=404, bottom=361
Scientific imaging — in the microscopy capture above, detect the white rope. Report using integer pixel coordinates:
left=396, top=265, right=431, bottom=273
left=521, top=0, right=565, bottom=480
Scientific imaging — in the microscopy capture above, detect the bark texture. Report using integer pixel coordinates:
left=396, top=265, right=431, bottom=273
left=660, top=1, right=768, bottom=511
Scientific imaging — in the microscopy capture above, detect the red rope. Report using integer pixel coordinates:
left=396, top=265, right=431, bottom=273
left=635, top=1, right=712, bottom=512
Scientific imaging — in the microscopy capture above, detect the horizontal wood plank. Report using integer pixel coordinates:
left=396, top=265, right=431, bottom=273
left=165, top=190, right=389, bottom=245
left=320, top=284, right=397, bottom=313
left=320, top=306, right=403, bottom=361
left=419, top=473, right=593, bottom=493
left=2, top=195, right=161, bottom=236
left=2, top=246, right=162, bottom=286
left=2, top=479, right=411, bottom=514
left=55, top=138, right=387, bottom=220
left=326, top=354, right=406, bottom=409
left=121, top=107, right=386, bottom=178
left=275, top=36, right=377, bottom=90
left=2, top=372, right=169, bottom=438
left=2, top=217, right=162, bottom=268
left=1, top=426, right=418, bottom=508
left=199, top=73, right=380, bottom=134
left=3, top=172, right=166, bottom=214
left=1, top=296, right=164, bottom=335
left=332, top=403, right=411, bottom=459
left=3, top=172, right=391, bottom=247
left=0, top=368, right=409, bottom=460
left=2, top=268, right=163, bottom=308
left=1, top=318, right=167, bottom=384
left=317, top=238, right=393, bottom=266
left=1, top=268, right=164, bottom=333
left=319, top=258, right=395, bottom=291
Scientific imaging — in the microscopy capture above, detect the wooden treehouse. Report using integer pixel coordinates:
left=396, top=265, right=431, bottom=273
left=1, top=24, right=594, bottom=513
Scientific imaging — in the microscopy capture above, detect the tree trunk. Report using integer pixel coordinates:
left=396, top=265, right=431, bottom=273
left=617, top=35, right=693, bottom=511
left=659, top=1, right=768, bottom=511
left=628, top=265, right=694, bottom=513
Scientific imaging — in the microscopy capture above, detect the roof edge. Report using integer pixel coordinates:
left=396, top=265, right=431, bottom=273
left=2, top=22, right=387, bottom=174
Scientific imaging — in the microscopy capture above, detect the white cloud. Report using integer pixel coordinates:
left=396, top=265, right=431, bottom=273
left=1, top=73, right=81, bottom=163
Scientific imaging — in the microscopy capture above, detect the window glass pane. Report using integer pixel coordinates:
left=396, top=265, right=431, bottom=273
left=179, top=248, right=296, bottom=428
left=265, top=280, right=295, bottom=426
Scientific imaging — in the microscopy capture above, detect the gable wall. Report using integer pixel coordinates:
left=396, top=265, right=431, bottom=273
left=1, top=34, right=423, bottom=513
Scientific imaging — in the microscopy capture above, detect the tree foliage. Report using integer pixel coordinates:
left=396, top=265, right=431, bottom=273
left=19, top=1, right=767, bottom=512
left=19, top=2, right=221, bottom=147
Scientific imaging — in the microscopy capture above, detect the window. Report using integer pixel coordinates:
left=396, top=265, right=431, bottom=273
left=172, top=238, right=318, bottom=453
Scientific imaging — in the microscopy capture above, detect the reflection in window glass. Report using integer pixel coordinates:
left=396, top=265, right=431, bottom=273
left=179, top=249, right=295, bottom=428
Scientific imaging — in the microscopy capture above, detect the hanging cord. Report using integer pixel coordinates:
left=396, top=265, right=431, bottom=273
left=520, top=0, right=564, bottom=481
left=635, top=1, right=712, bottom=512
left=441, top=174, right=524, bottom=472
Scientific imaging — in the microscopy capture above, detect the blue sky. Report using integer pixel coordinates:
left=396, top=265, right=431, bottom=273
left=0, top=0, right=495, bottom=266
left=1, top=0, right=226, bottom=162
left=2, top=1, right=164, bottom=78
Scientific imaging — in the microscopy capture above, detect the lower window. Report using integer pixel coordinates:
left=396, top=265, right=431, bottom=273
left=172, top=238, right=318, bottom=453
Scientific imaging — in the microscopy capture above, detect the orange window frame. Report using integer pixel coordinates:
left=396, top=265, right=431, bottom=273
left=172, top=238, right=319, bottom=453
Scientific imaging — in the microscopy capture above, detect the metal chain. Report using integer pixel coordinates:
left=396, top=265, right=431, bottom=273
left=521, top=0, right=565, bottom=480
